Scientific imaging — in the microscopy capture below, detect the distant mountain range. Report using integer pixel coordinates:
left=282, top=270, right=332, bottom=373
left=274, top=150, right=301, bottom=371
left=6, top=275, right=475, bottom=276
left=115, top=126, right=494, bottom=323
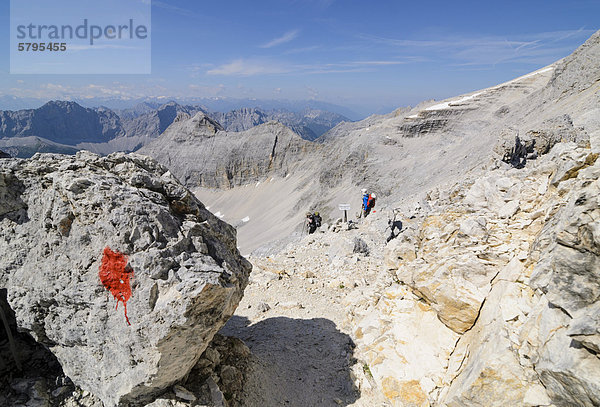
left=0, top=100, right=350, bottom=157
left=0, top=96, right=362, bottom=120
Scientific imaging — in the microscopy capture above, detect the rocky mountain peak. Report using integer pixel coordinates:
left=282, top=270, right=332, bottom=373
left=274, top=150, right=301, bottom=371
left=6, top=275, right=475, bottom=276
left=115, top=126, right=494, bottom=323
left=39, top=100, right=85, bottom=112
left=139, top=114, right=316, bottom=188
left=159, top=111, right=225, bottom=142
left=189, top=111, right=225, bottom=132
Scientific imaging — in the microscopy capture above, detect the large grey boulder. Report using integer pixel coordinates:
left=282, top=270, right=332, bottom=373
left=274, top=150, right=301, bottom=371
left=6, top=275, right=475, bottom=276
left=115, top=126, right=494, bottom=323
left=0, top=151, right=251, bottom=406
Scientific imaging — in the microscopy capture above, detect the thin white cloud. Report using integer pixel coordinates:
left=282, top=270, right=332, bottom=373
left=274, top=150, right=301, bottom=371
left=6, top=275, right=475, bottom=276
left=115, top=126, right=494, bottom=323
left=207, top=59, right=290, bottom=76
left=260, top=30, right=300, bottom=48
left=205, top=57, right=421, bottom=77
left=153, top=1, right=197, bottom=16
left=357, top=29, right=595, bottom=67
left=5, top=82, right=171, bottom=100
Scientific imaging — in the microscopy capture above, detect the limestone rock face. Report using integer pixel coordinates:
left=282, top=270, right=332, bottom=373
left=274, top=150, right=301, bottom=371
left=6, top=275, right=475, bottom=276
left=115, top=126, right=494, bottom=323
left=378, top=138, right=600, bottom=405
left=354, top=284, right=459, bottom=407
left=0, top=151, right=251, bottom=406
left=528, top=149, right=600, bottom=405
left=139, top=116, right=317, bottom=188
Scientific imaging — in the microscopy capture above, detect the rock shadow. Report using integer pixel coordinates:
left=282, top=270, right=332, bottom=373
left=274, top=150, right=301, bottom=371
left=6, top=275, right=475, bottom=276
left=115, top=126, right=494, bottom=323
left=0, top=173, right=29, bottom=224
left=220, top=315, right=359, bottom=407
left=0, top=289, right=74, bottom=406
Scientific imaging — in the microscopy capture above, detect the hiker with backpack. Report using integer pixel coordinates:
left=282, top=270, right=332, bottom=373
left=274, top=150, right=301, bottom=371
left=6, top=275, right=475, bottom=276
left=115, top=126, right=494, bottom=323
left=362, top=190, right=376, bottom=218
left=306, top=211, right=321, bottom=234
left=386, top=209, right=403, bottom=243
left=361, top=189, right=369, bottom=218
left=313, top=212, right=322, bottom=229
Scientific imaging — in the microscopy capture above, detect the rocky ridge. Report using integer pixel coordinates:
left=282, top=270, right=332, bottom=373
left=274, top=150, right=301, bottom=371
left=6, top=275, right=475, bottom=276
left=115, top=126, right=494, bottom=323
left=0, top=101, right=348, bottom=158
left=121, top=103, right=206, bottom=142
left=211, top=107, right=349, bottom=141
left=139, top=114, right=319, bottom=189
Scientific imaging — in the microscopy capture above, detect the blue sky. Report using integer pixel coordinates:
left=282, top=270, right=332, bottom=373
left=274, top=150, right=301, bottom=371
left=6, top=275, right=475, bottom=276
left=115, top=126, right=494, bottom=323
left=0, top=0, right=598, bottom=115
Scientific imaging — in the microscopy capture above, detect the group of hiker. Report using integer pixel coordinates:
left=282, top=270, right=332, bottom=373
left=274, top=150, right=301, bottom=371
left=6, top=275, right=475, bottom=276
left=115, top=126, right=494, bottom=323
left=305, top=188, right=378, bottom=234
left=304, top=187, right=404, bottom=242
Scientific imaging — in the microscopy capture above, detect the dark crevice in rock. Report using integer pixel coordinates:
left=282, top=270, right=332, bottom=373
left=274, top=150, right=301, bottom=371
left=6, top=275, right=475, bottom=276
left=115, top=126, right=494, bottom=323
left=547, top=302, right=573, bottom=319
left=269, top=135, right=278, bottom=168
left=0, top=289, right=72, bottom=407
left=0, top=172, right=29, bottom=225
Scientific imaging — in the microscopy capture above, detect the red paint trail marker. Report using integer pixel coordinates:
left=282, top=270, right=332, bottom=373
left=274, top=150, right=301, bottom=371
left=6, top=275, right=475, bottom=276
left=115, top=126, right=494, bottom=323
left=99, top=247, right=133, bottom=325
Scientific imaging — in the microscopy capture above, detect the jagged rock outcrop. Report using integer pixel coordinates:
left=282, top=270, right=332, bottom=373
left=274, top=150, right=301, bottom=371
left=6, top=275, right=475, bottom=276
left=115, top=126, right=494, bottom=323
left=139, top=113, right=318, bottom=188
left=366, top=137, right=600, bottom=406
left=0, top=151, right=251, bottom=406
left=527, top=147, right=600, bottom=405
left=495, top=115, right=590, bottom=167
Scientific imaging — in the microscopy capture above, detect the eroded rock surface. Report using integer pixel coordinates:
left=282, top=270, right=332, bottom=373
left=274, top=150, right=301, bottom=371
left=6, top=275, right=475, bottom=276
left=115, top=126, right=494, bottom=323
left=0, top=151, right=251, bottom=406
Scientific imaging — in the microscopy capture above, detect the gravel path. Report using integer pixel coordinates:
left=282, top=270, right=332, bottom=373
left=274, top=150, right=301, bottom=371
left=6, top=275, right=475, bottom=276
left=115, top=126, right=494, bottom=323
left=220, top=229, right=390, bottom=407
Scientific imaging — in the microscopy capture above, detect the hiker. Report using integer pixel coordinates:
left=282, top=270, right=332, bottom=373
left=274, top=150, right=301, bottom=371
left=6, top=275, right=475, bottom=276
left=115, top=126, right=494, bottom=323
left=361, top=189, right=369, bottom=218
left=313, top=212, right=322, bottom=228
left=306, top=212, right=317, bottom=234
left=364, top=192, right=376, bottom=217
left=503, top=135, right=536, bottom=169
left=386, top=214, right=403, bottom=243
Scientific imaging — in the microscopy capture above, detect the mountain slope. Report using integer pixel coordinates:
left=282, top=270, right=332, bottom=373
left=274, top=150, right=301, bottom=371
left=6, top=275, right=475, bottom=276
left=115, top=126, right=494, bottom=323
left=213, top=29, right=600, bottom=407
left=136, top=31, right=600, bottom=255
